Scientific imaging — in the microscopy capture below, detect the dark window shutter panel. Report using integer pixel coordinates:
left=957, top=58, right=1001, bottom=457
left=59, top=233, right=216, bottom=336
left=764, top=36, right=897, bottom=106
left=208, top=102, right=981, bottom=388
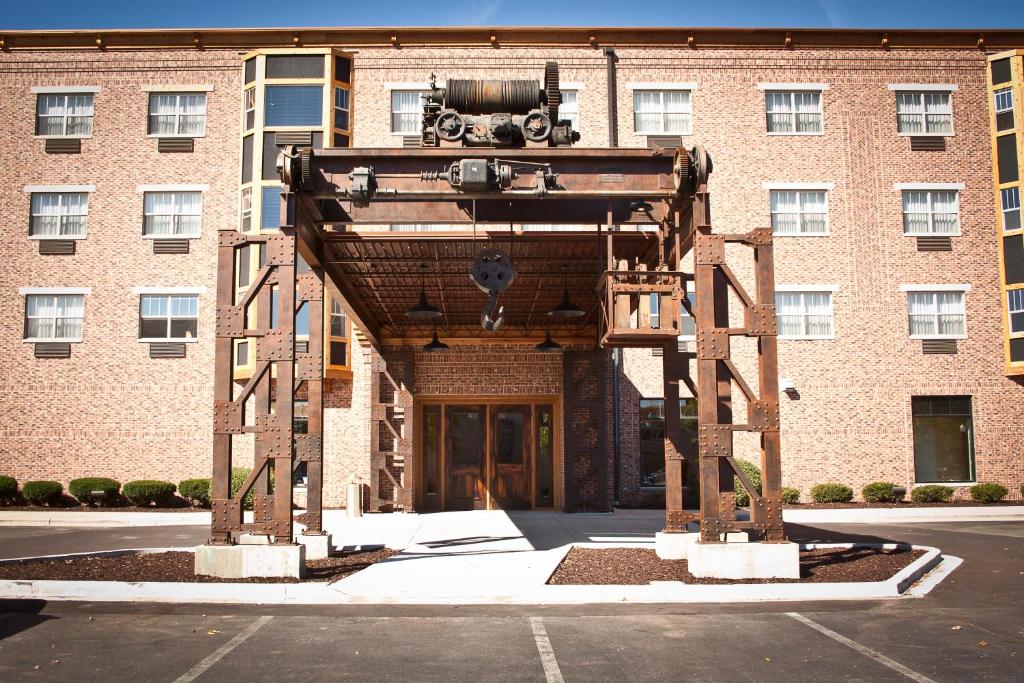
left=916, top=236, right=953, bottom=252
left=922, top=339, right=957, bottom=354
left=402, top=135, right=421, bottom=148
left=157, top=137, right=194, bottom=153
left=152, top=239, right=190, bottom=254
left=38, top=240, right=76, bottom=255
left=34, top=342, right=71, bottom=358
left=996, top=110, right=1014, bottom=132
left=275, top=131, right=312, bottom=146
left=44, top=138, right=81, bottom=154
left=149, top=342, right=187, bottom=358
left=910, top=136, right=945, bottom=152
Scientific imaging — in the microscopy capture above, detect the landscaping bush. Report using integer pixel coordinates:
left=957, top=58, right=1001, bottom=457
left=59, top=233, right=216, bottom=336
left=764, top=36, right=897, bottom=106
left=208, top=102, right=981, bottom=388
left=179, top=478, right=212, bottom=508
left=22, top=480, right=63, bottom=506
left=123, top=480, right=176, bottom=507
left=910, top=484, right=954, bottom=503
left=810, top=482, right=854, bottom=504
left=0, top=476, right=17, bottom=504
left=68, top=477, right=121, bottom=505
left=862, top=481, right=903, bottom=504
left=970, top=483, right=1008, bottom=504
left=781, top=487, right=800, bottom=504
left=231, top=467, right=275, bottom=511
left=733, top=459, right=762, bottom=508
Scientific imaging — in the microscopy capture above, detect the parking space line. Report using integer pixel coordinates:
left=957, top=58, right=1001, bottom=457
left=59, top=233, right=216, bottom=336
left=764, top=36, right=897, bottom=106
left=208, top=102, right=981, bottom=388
left=787, top=612, right=935, bottom=683
left=173, top=615, right=273, bottom=683
left=529, top=617, right=565, bottom=683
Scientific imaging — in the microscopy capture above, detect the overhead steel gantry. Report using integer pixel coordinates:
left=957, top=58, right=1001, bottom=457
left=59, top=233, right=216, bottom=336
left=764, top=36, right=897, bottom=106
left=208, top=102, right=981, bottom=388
left=208, top=143, right=786, bottom=546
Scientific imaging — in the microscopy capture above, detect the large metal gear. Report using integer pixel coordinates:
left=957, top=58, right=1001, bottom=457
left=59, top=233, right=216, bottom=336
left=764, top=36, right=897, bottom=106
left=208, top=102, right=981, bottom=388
left=544, top=61, right=561, bottom=125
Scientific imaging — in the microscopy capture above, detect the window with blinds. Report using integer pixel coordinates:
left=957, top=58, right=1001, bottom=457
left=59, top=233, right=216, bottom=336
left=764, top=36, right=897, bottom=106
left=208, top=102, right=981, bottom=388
left=770, top=190, right=828, bottom=235
left=765, top=91, right=822, bottom=134
left=24, top=294, right=84, bottom=341
left=148, top=93, right=206, bottom=136
left=143, top=191, right=202, bottom=238
left=907, top=291, right=966, bottom=338
left=896, top=92, right=953, bottom=135
left=776, top=291, right=834, bottom=339
left=29, top=192, right=88, bottom=239
left=633, top=90, right=691, bottom=135
left=36, top=94, right=94, bottom=137
left=264, top=85, right=323, bottom=127
left=391, top=91, right=425, bottom=134
left=901, top=190, right=959, bottom=235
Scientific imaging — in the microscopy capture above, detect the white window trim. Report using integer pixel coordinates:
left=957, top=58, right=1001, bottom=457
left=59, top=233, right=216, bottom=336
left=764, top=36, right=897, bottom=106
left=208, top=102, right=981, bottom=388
left=19, top=287, right=91, bottom=295
left=893, top=183, right=965, bottom=191
left=899, top=284, right=971, bottom=292
left=559, top=82, right=585, bottom=91
left=384, top=81, right=445, bottom=90
left=389, top=89, right=430, bottom=136
left=763, top=182, right=834, bottom=191
left=141, top=84, right=214, bottom=92
left=31, top=86, right=102, bottom=94
left=775, top=288, right=837, bottom=340
left=899, top=188, right=961, bottom=237
left=137, top=292, right=201, bottom=344
left=757, top=83, right=830, bottom=91
left=21, top=288, right=88, bottom=343
left=902, top=286, right=969, bottom=340
left=136, top=184, right=209, bottom=193
left=626, top=82, right=699, bottom=91
left=994, top=88, right=1014, bottom=113
left=769, top=189, right=830, bottom=237
left=632, top=89, right=693, bottom=136
left=887, top=84, right=959, bottom=92
left=146, top=91, right=208, bottom=138
left=23, top=184, right=95, bottom=194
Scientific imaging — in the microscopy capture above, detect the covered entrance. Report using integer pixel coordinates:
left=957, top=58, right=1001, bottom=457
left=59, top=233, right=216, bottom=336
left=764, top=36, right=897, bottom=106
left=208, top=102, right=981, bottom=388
left=418, top=399, right=557, bottom=512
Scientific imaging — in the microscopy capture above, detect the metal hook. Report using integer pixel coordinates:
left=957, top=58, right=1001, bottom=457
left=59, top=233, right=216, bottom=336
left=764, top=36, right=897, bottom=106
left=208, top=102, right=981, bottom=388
left=481, top=290, right=505, bottom=332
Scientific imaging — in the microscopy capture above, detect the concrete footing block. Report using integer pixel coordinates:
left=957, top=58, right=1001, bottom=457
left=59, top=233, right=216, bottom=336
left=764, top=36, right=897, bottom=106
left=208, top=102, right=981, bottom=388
left=654, top=532, right=698, bottom=560
left=297, top=534, right=332, bottom=560
left=195, top=543, right=306, bottom=579
left=688, top=541, right=800, bottom=579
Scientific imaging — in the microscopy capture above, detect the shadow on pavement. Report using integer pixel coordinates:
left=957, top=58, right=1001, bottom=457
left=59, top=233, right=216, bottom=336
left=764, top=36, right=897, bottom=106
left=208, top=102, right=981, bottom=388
left=0, top=599, right=56, bottom=641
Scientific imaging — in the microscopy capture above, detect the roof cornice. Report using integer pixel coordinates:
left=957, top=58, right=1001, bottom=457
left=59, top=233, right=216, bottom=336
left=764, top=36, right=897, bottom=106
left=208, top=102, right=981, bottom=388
left=0, top=26, right=1019, bottom=52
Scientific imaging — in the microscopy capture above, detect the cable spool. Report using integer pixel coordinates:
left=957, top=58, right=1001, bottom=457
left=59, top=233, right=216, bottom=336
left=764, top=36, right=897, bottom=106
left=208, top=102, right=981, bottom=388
left=444, top=79, right=541, bottom=115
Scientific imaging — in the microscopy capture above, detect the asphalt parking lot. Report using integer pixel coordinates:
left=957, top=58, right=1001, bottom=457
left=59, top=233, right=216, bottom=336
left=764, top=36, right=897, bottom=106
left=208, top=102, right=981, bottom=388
left=0, top=520, right=1021, bottom=682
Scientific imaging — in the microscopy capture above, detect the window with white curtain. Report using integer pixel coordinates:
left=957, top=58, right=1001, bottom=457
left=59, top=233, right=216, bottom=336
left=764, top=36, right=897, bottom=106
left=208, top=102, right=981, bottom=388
left=559, top=90, right=579, bottom=129
left=148, top=93, right=206, bottom=136
left=765, top=91, right=822, bottom=133
left=896, top=92, right=953, bottom=134
left=1002, top=187, right=1021, bottom=232
left=770, top=190, right=828, bottom=235
left=139, top=294, right=199, bottom=340
left=143, top=191, right=202, bottom=238
left=24, top=294, right=84, bottom=341
left=29, top=193, right=88, bottom=238
left=994, top=88, right=1013, bottom=114
left=1008, top=289, right=1024, bottom=335
left=776, top=291, right=834, bottom=339
left=35, top=94, right=94, bottom=137
left=907, top=291, right=966, bottom=338
left=391, top=91, right=425, bottom=133
left=633, top=90, right=691, bottom=135
left=901, top=190, right=959, bottom=235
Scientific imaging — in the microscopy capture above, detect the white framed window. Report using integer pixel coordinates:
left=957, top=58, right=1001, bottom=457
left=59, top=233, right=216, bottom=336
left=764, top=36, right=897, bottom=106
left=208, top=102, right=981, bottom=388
left=1002, top=187, right=1021, bottom=232
left=143, top=191, right=202, bottom=238
left=559, top=90, right=579, bottom=129
left=243, top=87, right=256, bottom=130
left=1008, top=289, right=1024, bottom=335
left=35, top=94, right=94, bottom=137
left=776, top=290, right=834, bottom=339
left=139, top=294, right=199, bottom=341
left=994, top=88, right=1013, bottom=114
left=240, top=188, right=253, bottom=232
left=906, top=290, right=966, bottom=339
left=148, top=93, right=206, bottom=137
left=334, top=87, right=350, bottom=131
left=901, top=190, right=959, bottom=235
left=770, top=190, right=828, bottom=235
left=391, top=91, right=425, bottom=134
left=895, top=91, right=953, bottom=135
left=633, top=90, right=691, bottom=135
left=24, top=293, right=84, bottom=341
left=765, top=91, right=822, bottom=134
left=29, top=192, right=88, bottom=239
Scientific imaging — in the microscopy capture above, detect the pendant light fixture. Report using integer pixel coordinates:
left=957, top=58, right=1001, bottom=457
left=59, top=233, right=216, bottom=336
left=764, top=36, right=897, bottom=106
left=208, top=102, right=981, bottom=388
left=407, top=263, right=442, bottom=320
left=535, top=329, right=562, bottom=352
left=547, top=267, right=585, bottom=318
left=422, top=327, right=449, bottom=352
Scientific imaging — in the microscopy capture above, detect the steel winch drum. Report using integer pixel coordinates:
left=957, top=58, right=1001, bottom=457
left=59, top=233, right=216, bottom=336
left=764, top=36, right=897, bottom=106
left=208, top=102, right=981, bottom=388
left=444, top=79, right=542, bottom=115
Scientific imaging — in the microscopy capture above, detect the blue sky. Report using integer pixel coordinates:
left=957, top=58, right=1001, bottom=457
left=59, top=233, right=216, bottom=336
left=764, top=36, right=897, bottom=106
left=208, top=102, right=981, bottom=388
left=2, top=0, right=1022, bottom=30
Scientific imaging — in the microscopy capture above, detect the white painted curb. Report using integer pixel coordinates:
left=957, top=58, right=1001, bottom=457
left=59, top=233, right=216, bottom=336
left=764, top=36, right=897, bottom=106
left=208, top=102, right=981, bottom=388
left=783, top=506, right=1024, bottom=524
left=0, top=511, right=211, bottom=527
left=0, top=542, right=954, bottom=605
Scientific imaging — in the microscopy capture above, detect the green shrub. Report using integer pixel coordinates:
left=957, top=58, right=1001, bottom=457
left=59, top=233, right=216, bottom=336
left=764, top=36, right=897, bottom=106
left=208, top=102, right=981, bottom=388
left=22, top=480, right=63, bottom=506
left=781, top=487, right=800, bottom=504
left=179, top=478, right=212, bottom=508
left=910, top=484, right=954, bottom=503
left=970, top=483, right=1008, bottom=504
left=733, top=459, right=762, bottom=508
left=0, top=476, right=17, bottom=504
left=231, top=467, right=275, bottom=511
left=68, top=477, right=121, bottom=505
left=123, top=480, right=176, bottom=506
left=862, top=481, right=903, bottom=504
left=811, top=483, right=854, bottom=504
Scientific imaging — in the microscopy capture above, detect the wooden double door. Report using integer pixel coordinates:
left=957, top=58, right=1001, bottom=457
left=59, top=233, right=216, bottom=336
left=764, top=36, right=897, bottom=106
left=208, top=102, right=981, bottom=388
left=419, top=401, right=556, bottom=511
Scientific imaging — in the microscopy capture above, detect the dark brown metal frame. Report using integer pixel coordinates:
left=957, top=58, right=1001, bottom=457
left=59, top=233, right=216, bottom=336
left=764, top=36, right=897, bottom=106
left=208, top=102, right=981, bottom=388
left=209, top=143, right=785, bottom=548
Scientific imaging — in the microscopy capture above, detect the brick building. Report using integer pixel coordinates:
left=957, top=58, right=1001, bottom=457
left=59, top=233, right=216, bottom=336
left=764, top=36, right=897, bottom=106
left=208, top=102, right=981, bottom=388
left=1, top=27, right=1022, bottom=512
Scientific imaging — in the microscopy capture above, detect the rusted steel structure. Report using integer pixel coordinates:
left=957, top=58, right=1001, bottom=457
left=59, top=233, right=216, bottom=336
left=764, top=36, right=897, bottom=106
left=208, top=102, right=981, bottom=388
left=210, top=126, right=784, bottom=545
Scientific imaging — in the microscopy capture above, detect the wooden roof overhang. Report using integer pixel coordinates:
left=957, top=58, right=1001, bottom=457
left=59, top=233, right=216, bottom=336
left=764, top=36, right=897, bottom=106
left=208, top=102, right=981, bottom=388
left=284, top=147, right=691, bottom=347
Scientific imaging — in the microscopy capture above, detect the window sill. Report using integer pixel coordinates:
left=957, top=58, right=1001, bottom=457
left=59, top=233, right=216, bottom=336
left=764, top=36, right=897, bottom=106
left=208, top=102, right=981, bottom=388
left=905, top=232, right=960, bottom=238
left=141, top=235, right=201, bottom=241
left=34, top=135, right=92, bottom=140
left=909, top=335, right=967, bottom=341
left=634, top=131, right=692, bottom=138
left=912, top=481, right=975, bottom=487
left=766, top=131, right=824, bottom=137
left=29, top=235, right=86, bottom=241
left=24, top=338, right=81, bottom=343
left=772, top=232, right=830, bottom=238
left=897, top=132, right=954, bottom=138
left=147, top=134, right=205, bottom=139
left=139, top=338, right=198, bottom=344
left=778, top=336, right=835, bottom=341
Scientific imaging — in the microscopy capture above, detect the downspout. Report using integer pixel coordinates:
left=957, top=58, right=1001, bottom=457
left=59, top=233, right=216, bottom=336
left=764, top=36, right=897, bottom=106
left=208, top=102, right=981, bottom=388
left=605, top=46, right=621, bottom=505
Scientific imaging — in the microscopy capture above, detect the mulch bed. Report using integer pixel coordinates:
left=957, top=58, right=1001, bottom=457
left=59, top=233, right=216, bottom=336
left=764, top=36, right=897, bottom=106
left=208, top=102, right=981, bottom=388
left=547, top=546, right=925, bottom=585
left=0, top=505, right=203, bottom=512
left=785, top=501, right=1021, bottom=509
left=0, top=549, right=397, bottom=584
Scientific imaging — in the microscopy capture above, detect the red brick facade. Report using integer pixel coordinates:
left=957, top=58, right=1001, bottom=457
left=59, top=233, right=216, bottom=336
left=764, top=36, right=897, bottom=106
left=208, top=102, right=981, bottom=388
left=1, top=36, right=1022, bottom=511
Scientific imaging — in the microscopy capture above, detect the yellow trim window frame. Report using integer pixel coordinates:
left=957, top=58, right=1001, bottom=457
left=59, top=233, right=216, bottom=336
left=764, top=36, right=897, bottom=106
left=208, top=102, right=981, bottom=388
left=326, top=295, right=352, bottom=377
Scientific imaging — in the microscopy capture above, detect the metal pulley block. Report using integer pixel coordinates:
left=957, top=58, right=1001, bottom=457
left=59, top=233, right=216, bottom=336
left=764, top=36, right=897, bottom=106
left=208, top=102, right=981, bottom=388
left=471, top=248, right=516, bottom=332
